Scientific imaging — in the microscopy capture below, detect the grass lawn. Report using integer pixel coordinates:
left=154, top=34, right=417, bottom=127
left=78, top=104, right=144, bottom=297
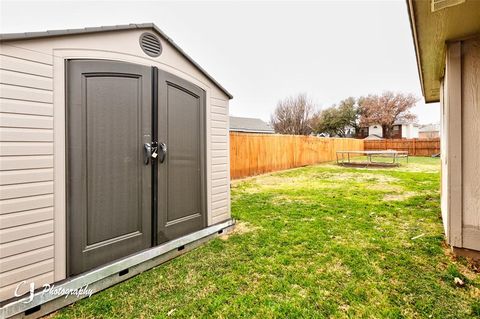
left=53, top=157, right=479, bottom=318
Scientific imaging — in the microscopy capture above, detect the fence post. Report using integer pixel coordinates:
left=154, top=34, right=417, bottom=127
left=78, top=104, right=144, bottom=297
left=413, top=138, right=416, bottom=156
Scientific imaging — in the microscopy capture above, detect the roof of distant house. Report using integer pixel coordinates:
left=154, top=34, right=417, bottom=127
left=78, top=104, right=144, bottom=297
left=364, top=134, right=384, bottom=140
left=393, top=121, right=419, bottom=126
left=361, top=121, right=419, bottom=128
left=419, top=124, right=440, bottom=132
left=229, top=116, right=275, bottom=134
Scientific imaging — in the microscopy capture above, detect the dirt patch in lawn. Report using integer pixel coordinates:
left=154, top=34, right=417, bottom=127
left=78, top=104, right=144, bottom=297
left=370, top=183, right=405, bottom=192
left=383, top=192, right=417, bottom=201
left=323, top=172, right=400, bottom=184
left=219, top=221, right=258, bottom=240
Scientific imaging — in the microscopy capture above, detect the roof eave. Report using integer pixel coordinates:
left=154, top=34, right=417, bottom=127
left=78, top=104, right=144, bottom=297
left=406, top=0, right=434, bottom=103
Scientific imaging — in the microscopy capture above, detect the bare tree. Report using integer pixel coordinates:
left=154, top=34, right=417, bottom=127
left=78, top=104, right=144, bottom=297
left=270, top=93, right=316, bottom=135
left=359, top=92, right=418, bottom=138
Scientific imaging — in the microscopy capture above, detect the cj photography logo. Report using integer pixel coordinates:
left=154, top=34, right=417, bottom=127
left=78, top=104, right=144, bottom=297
left=14, top=281, right=94, bottom=303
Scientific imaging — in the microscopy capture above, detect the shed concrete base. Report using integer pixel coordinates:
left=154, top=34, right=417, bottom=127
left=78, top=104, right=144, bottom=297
left=1, top=219, right=235, bottom=319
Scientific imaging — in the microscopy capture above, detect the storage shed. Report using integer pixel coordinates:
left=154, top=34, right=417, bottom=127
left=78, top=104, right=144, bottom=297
left=0, top=23, right=233, bottom=317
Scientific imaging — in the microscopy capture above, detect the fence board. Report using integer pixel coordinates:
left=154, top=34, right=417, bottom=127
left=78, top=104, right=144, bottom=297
left=229, top=132, right=364, bottom=179
left=364, top=138, right=440, bottom=156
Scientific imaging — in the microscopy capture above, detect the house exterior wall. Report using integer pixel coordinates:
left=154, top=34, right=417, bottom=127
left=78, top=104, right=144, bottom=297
left=0, top=29, right=231, bottom=302
left=419, top=131, right=439, bottom=139
left=460, top=36, right=480, bottom=251
left=368, top=125, right=383, bottom=137
left=441, top=37, right=480, bottom=253
left=401, top=124, right=419, bottom=139
left=440, top=79, right=449, bottom=237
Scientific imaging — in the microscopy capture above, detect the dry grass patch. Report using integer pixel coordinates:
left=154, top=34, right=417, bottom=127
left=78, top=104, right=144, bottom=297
left=383, top=191, right=417, bottom=201
left=219, top=221, right=258, bottom=240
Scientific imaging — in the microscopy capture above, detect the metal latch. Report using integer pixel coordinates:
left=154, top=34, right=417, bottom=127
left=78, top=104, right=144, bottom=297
left=144, top=142, right=159, bottom=165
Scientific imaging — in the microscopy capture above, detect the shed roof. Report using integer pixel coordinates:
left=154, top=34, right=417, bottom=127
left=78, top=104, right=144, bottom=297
left=230, top=116, right=274, bottom=134
left=0, top=23, right=233, bottom=99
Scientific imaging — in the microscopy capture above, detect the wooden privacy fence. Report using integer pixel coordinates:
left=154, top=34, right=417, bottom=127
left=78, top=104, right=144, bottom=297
left=364, top=138, right=440, bottom=156
left=230, top=132, right=364, bottom=179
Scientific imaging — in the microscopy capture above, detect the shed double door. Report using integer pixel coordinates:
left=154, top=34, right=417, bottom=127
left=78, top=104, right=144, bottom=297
left=67, top=60, right=205, bottom=276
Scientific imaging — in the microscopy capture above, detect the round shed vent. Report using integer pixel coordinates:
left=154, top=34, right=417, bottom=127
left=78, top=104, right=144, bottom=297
left=139, top=32, right=162, bottom=57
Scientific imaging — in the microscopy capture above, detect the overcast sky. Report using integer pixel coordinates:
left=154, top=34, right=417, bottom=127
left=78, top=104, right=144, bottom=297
left=0, top=0, right=440, bottom=124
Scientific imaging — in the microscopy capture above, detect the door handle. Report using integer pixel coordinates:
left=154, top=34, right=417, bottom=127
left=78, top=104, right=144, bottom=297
left=159, top=142, right=167, bottom=163
left=144, top=143, right=152, bottom=165
left=144, top=142, right=159, bottom=165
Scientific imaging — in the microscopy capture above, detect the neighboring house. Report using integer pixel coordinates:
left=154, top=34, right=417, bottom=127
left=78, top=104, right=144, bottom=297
left=229, top=116, right=275, bottom=134
left=357, top=122, right=419, bottom=139
left=419, top=123, right=440, bottom=139
left=407, top=1, right=480, bottom=258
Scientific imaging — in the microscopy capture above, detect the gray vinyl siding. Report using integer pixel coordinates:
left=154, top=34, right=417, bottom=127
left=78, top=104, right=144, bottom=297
left=0, top=46, right=55, bottom=301
left=210, top=96, right=230, bottom=224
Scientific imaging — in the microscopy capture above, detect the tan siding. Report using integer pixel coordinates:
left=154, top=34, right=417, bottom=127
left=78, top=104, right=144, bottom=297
left=211, top=120, right=227, bottom=129
left=0, top=233, right=54, bottom=258
left=440, top=79, right=449, bottom=237
left=1, top=142, right=53, bottom=156
left=212, top=212, right=230, bottom=225
left=0, top=181, right=54, bottom=200
left=212, top=185, right=228, bottom=195
left=211, top=135, right=227, bottom=143
left=0, top=83, right=53, bottom=103
left=445, top=42, right=463, bottom=247
left=0, top=246, right=54, bottom=272
left=0, top=54, right=53, bottom=77
left=212, top=178, right=228, bottom=188
left=0, top=168, right=53, bottom=185
left=461, top=37, right=480, bottom=228
left=0, top=127, right=53, bottom=141
left=211, top=97, right=227, bottom=107
left=461, top=37, right=480, bottom=250
left=209, top=95, right=230, bottom=223
left=0, top=271, right=54, bottom=302
left=212, top=127, right=228, bottom=136
left=0, top=69, right=53, bottom=90
left=0, top=46, right=55, bottom=302
left=0, top=219, right=54, bottom=244
left=0, top=98, right=53, bottom=116
left=0, top=112, right=53, bottom=128
left=0, top=207, right=54, bottom=228
left=0, top=259, right=54, bottom=288
left=211, top=113, right=228, bottom=122
left=212, top=164, right=228, bottom=173
left=0, top=155, right=53, bottom=170
left=212, top=156, right=228, bottom=165
left=211, top=105, right=227, bottom=115
left=212, top=150, right=228, bottom=158
left=212, top=200, right=228, bottom=211
left=212, top=142, right=227, bottom=150
left=0, top=45, right=53, bottom=65
left=0, top=194, right=54, bottom=215
left=212, top=171, right=228, bottom=181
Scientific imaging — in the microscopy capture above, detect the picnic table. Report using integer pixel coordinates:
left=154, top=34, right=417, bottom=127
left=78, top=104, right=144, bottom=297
left=336, top=150, right=409, bottom=167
